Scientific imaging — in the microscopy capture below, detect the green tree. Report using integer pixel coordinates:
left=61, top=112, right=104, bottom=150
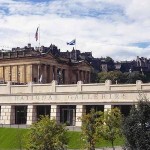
left=105, top=56, right=115, bottom=71
left=123, top=97, right=150, bottom=150
left=98, top=71, right=125, bottom=84
left=98, top=71, right=147, bottom=84
left=90, top=71, right=99, bottom=83
left=105, top=56, right=114, bottom=63
left=124, top=71, right=146, bottom=83
left=97, top=108, right=122, bottom=150
left=81, top=109, right=103, bottom=150
left=25, top=115, right=68, bottom=150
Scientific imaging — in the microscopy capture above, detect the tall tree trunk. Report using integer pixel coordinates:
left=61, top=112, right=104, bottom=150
left=112, top=140, right=115, bottom=150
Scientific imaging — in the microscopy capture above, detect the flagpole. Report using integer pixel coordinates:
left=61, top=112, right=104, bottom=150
left=39, top=24, right=40, bottom=50
left=28, top=33, right=30, bottom=43
left=75, top=38, right=77, bottom=61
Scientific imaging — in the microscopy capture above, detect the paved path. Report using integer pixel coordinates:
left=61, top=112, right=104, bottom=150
left=68, top=146, right=123, bottom=150
left=95, top=147, right=123, bottom=150
left=69, top=146, right=123, bottom=150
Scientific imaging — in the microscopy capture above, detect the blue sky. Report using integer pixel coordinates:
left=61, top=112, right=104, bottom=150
left=0, top=0, right=150, bottom=60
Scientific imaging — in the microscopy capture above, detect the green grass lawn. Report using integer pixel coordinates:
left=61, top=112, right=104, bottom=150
left=0, top=128, right=27, bottom=150
left=0, top=128, right=124, bottom=149
left=67, top=131, right=125, bottom=149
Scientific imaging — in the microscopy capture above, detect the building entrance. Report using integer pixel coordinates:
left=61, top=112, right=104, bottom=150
left=60, top=105, right=76, bottom=126
left=15, top=106, right=27, bottom=124
left=37, top=105, right=51, bottom=120
left=114, top=105, right=132, bottom=116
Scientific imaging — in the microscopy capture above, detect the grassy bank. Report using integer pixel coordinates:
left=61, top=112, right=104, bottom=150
left=0, top=128, right=124, bottom=149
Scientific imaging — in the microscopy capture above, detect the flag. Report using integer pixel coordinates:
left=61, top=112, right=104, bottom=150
left=39, top=74, right=42, bottom=83
left=67, top=39, right=76, bottom=45
left=35, top=27, right=39, bottom=41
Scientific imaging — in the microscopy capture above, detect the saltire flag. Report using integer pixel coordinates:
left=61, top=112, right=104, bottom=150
left=35, top=27, right=39, bottom=41
left=67, top=39, right=76, bottom=45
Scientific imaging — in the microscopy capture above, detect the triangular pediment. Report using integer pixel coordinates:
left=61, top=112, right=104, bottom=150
left=78, top=60, right=91, bottom=67
left=71, top=60, right=93, bottom=71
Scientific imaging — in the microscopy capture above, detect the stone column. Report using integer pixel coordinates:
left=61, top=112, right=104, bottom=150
left=88, top=71, right=91, bottom=83
left=26, top=105, right=37, bottom=125
left=84, top=71, right=87, bottom=83
left=83, top=71, right=85, bottom=83
left=65, top=69, right=69, bottom=84
left=62, top=69, right=65, bottom=84
left=38, top=64, right=40, bottom=83
left=3, top=66, right=5, bottom=83
left=44, top=65, right=47, bottom=83
left=78, top=70, right=81, bottom=81
left=76, top=70, right=79, bottom=82
left=17, top=65, right=21, bottom=83
left=80, top=71, right=83, bottom=81
left=54, top=66, right=58, bottom=80
left=30, top=64, right=33, bottom=82
left=75, top=105, right=85, bottom=127
left=11, top=106, right=15, bottom=124
left=9, top=66, right=11, bottom=81
left=87, top=71, right=89, bottom=83
left=57, top=68, right=61, bottom=84
left=50, top=65, right=53, bottom=82
left=50, top=105, right=60, bottom=123
left=0, top=105, right=15, bottom=124
left=24, top=65, right=26, bottom=83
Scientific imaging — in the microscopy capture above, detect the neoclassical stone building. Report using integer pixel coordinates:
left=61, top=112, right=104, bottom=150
left=0, top=45, right=149, bottom=128
left=0, top=80, right=148, bottom=127
left=0, top=45, right=92, bottom=84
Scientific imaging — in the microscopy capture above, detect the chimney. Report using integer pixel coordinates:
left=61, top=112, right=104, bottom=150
left=28, top=43, right=31, bottom=48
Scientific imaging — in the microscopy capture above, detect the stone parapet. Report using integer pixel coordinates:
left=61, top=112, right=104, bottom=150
left=0, top=80, right=149, bottom=95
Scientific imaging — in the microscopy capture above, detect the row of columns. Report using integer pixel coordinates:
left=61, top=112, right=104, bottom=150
left=37, top=64, right=68, bottom=84
left=37, top=64, right=91, bottom=84
left=0, top=64, right=68, bottom=84
left=0, top=65, right=27, bottom=84
left=77, top=70, right=91, bottom=83
left=0, top=64, right=91, bottom=84
left=0, top=104, right=112, bottom=126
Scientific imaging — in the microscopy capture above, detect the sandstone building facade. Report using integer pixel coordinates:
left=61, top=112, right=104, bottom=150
left=0, top=44, right=92, bottom=84
left=0, top=44, right=149, bottom=127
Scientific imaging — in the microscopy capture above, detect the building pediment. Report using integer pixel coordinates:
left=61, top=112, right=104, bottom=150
left=76, top=60, right=93, bottom=70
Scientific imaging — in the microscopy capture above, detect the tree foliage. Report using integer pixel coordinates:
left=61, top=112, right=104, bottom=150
left=81, top=109, right=103, bottom=150
left=25, top=115, right=68, bottom=150
left=98, top=71, right=146, bottom=84
left=123, top=97, right=150, bottom=150
left=124, top=71, right=146, bottom=84
left=81, top=108, right=122, bottom=150
left=98, top=71, right=126, bottom=84
left=97, top=108, right=122, bottom=150
left=90, top=71, right=99, bottom=83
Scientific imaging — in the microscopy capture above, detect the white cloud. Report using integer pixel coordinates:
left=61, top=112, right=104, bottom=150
left=125, top=0, right=150, bottom=21
left=0, top=0, right=150, bottom=61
